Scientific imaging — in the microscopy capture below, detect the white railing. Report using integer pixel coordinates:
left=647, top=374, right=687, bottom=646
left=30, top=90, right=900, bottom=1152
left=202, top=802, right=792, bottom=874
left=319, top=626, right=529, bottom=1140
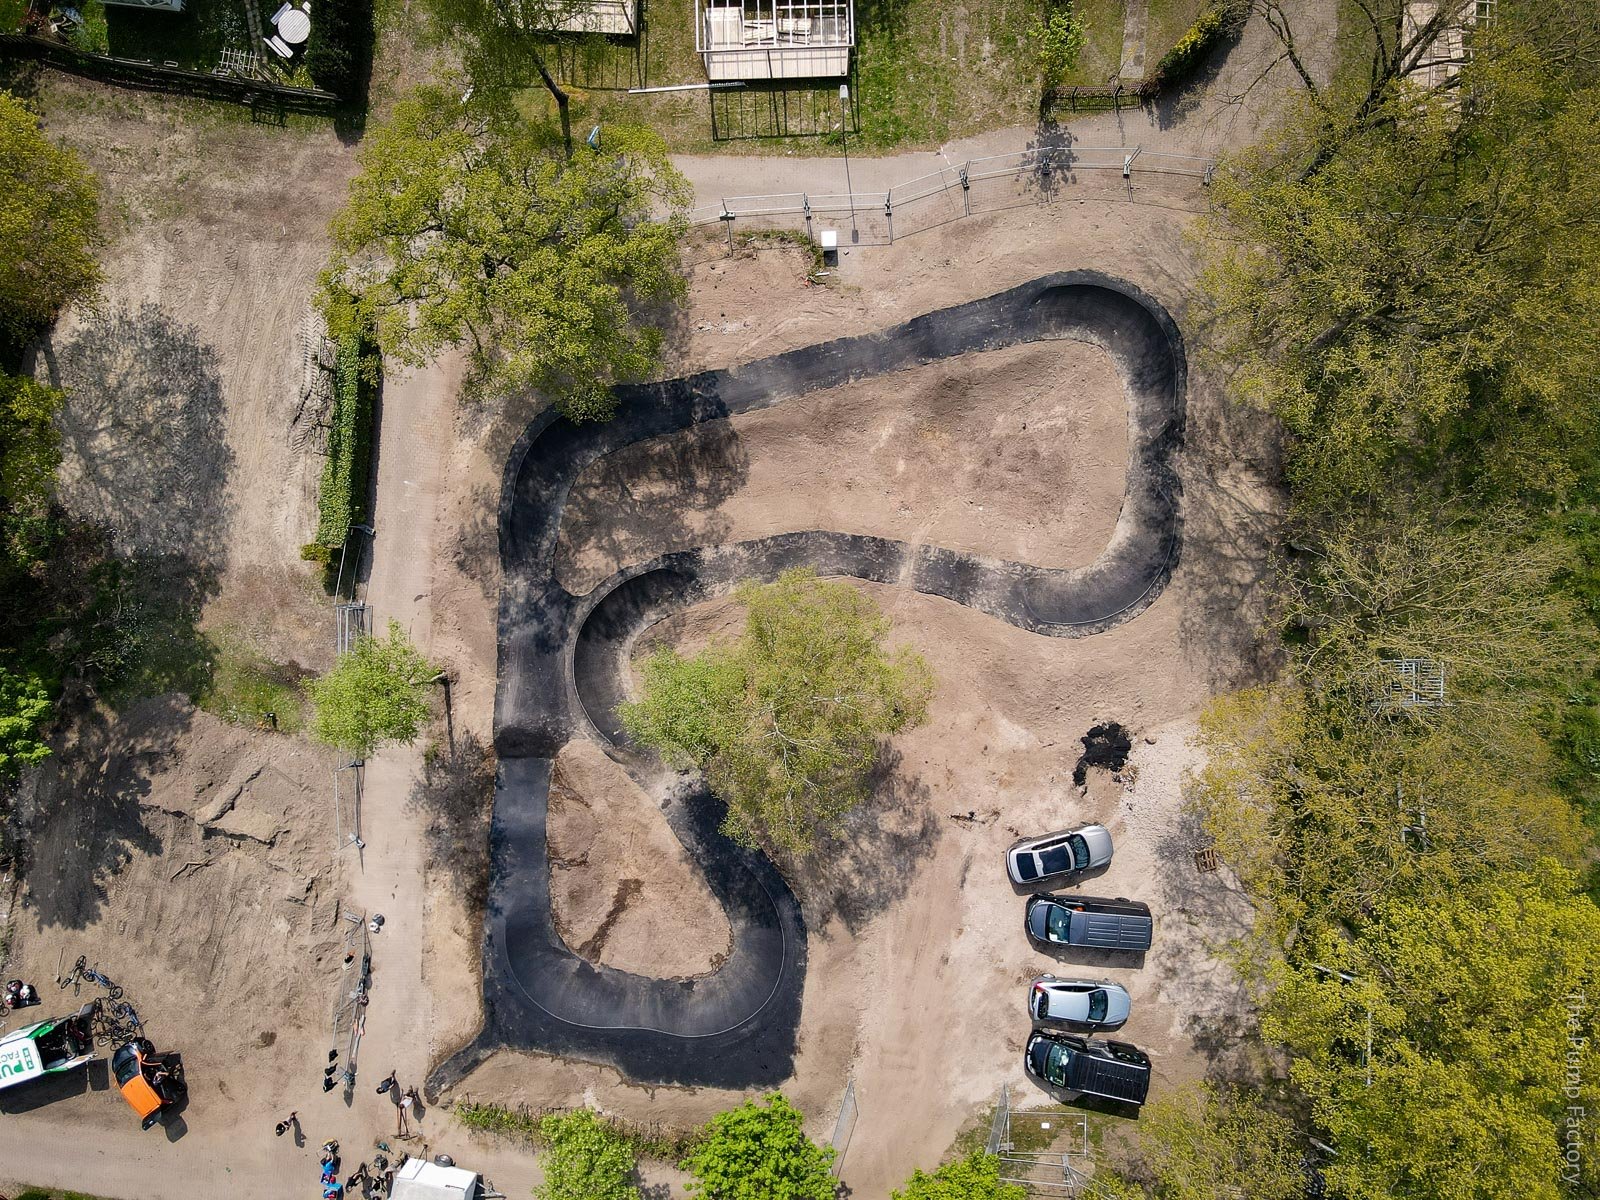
left=687, top=144, right=1217, bottom=244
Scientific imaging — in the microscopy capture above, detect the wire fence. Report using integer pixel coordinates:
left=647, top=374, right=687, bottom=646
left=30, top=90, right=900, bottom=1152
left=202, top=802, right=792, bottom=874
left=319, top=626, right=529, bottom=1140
left=689, top=144, right=1217, bottom=249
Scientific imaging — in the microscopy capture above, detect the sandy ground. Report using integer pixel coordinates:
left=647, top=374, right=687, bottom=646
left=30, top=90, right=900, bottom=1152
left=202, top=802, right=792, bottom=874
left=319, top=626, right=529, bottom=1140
left=435, top=191, right=1283, bottom=1198
left=556, top=339, right=1128, bottom=594
left=0, top=7, right=1306, bottom=1190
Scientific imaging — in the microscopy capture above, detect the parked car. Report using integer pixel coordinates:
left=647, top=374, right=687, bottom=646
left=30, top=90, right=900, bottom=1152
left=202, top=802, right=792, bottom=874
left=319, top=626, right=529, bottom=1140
left=112, top=1038, right=185, bottom=1130
left=1005, top=824, right=1113, bottom=886
left=1024, top=1030, right=1151, bottom=1106
left=1029, top=976, right=1132, bottom=1030
left=1025, top=893, right=1153, bottom=952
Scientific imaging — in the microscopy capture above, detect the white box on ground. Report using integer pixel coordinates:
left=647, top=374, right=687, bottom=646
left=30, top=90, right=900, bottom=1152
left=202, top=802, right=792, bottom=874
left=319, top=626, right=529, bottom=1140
left=820, top=230, right=838, bottom=250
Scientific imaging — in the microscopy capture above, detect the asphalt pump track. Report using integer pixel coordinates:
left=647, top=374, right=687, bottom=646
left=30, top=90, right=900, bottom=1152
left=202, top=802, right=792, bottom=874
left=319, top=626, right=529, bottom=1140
left=428, top=271, right=1187, bottom=1095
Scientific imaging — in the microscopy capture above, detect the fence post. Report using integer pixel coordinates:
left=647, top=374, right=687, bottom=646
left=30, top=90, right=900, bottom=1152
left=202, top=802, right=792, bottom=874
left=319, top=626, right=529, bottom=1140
left=885, top=193, right=893, bottom=243
left=720, top=207, right=735, bottom=255
left=803, top=193, right=812, bottom=239
left=959, top=164, right=970, bottom=216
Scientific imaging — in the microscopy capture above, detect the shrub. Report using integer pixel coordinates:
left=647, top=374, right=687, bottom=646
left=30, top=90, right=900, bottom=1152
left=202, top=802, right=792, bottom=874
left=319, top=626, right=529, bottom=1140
left=1029, top=3, right=1089, bottom=92
left=309, top=333, right=375, bottom=555
left=303, top=0, right=374, bottom=101
left=1149, top=1, right=1245, bottom=90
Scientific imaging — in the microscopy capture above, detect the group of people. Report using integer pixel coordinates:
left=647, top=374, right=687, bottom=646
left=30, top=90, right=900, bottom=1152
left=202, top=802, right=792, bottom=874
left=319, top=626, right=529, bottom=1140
left=275, top=1067, right=422, bottom=1199
left=3, top=979, right=39, bottom=1009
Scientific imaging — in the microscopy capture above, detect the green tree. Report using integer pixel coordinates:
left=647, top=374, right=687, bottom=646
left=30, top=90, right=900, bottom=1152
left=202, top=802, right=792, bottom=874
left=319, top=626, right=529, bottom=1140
left=307, top=620, right=438, bottom=757
left=1, top=371, right=64, bottom=573
left=1262, top=866, right=1600, bottom=1200
left=0, top=665, right=51, bottom=777
left=320, top=85, right=688, bottom=421
left=1029, top=3, right=1087, bottom=93
left=1198, top=67, right=1600, bottom=511
left=410, top=0, right=594, bottom=155
left=1111, top=1085, right=1304, bottom=1200
left=619, top=569, right=934, bottom=856
left=681, top=1094, right=835, bottom=1200
left=0, top=92, right=103, bottom=339
left=892, top=1150, right=1025, bottom=1200
left=534, top=1109, right=639, bottom=1200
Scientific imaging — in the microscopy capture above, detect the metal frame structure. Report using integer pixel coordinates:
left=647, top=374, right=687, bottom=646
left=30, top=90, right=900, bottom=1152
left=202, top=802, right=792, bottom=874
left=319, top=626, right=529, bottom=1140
left=829, top=1078, right=857, bottom=1177
left=329, top=908, right=372, bottom=1097
left=1375, top=657, right=1446, bottom=711
left=696, top=0, right=854, bottom=80
left=985, top=1085, right=1112, bottom=1197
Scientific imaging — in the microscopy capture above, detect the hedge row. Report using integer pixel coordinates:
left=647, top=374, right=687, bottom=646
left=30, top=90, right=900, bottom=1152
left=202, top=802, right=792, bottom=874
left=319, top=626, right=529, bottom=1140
left=452, top=1100, right=703, bottom=1162
left=303, top=0, right=373, bottom=101
left=303, top=334, right=374, bottom=562
left=1147, top=0, right=1247, bottom=91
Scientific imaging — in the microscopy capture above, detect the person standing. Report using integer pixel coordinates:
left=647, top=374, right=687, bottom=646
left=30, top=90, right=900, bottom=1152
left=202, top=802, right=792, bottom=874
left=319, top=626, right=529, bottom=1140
left=396, top=1087, right=413, bottom=1138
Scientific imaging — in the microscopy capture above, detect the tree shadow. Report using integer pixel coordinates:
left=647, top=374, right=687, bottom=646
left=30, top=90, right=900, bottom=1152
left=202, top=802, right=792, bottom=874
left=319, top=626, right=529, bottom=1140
left=777, top=746, right=940, bottom=935
left=1174, top=362, right=1286, bottom=694
left=407, top=732, right=496, bottom=913
left=450, top=482, right=502, bottom=604
left=554, top=419, right=750, bottom=593
left=1146, top=801, right=1263, bottom=1085
left=9, top=695, right=186, bottom=930
left=855, top=0, right=913, bottom=39
left=42, top=300, right=235, bottom=570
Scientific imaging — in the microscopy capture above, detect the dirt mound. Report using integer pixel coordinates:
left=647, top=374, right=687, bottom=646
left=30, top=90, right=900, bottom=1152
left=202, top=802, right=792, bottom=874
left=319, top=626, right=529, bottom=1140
left=3, top=696, right=348, bottom=1127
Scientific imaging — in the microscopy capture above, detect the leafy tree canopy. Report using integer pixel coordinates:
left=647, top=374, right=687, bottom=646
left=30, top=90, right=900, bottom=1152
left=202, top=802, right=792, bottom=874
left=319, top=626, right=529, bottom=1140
left=1263, top=866, right=1600, bottom=1200
left=320, top=84, right=689, bottom=421
left=1029, top=4, right=1087, bottom=92
left=0, top=91, right=102, bottom=340
left=0, top=665, right=51, bottom=778
left=619, top=569, right=933, bottom=856
left=307, top=620, right=437, bottom=757
left=680, top=1094, right=835, bottom=1200
left=1199, top=55, right=1600, bottom=510
left=534, top=1108, right=640, bottom=1200
left=892, top=1150, right=1026, bottom=1200
left=1109, top=1085, right=1304, bottom=1200
left=1, top=370, right=64, bottom=576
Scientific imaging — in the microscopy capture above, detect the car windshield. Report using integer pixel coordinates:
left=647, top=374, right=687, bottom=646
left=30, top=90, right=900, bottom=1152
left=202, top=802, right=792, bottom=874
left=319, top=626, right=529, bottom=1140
left=1068, top=834, right=1090, bottom=869
left=1035, top=989, right=1050, bottom=1020
left=1088, top=990, right=1108, bottom=1022
left=1039, top=847, right=1073, bottom=876
left=1045, top=905, right=1073, bottom=942
left=1044, top=1042, right=1070, bottom=1087
left=1014, top=854, right=1041, bottom=882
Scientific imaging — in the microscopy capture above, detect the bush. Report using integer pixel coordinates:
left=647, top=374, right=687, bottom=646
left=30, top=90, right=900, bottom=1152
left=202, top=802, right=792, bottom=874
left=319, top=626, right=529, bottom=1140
left=303, top=0, right=374, bottom=101
left=1149, top=1, right=1245, bottom=90
left=309, top=334, right=375, bottom=555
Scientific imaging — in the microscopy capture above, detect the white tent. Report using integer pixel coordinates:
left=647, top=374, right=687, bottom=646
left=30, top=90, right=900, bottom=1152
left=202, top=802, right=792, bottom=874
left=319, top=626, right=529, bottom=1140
left=388, top=1158, right=480, bottom=1200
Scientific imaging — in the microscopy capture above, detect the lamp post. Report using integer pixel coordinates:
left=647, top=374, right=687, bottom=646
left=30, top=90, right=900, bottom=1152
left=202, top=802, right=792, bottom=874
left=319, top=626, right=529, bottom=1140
left=1312, top=964, right=1374, bottom=1088
left=839, top=83, right=857, bottom=243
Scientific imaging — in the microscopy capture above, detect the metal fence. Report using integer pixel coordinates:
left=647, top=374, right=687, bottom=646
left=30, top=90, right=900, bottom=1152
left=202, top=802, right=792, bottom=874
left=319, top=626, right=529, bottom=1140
left=690, top=144, right=1216, bottom=249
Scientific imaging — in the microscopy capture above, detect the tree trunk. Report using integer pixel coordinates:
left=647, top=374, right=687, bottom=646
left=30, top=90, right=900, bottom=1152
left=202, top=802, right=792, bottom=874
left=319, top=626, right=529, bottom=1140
left=532, top=50, right=574, bottom=159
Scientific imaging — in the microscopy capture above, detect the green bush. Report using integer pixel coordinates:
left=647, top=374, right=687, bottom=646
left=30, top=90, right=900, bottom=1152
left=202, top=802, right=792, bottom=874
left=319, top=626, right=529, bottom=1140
left=309, top=333, right=375, bottom=555
left=1148, top=0, right=1244, bottom=90
left=303, top=0, right=374, bottom=101
left=453, top=1101, right=700, bottom=1161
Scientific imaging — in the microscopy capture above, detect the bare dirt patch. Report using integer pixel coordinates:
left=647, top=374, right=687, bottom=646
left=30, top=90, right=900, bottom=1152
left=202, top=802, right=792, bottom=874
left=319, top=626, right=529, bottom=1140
left=556, top=339, right=1129, bottom=594
left=3, top=697, right=345, bottom=1130
left=546, top=740, right=732, bottom=980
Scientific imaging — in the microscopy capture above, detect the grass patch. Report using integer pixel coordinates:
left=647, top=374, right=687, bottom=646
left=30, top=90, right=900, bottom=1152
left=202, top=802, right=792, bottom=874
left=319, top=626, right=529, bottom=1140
left=197, top=639, right=309, bottom=732
left=733, top=228, right=826, bottom=271
left=1144, top=0, right=1208, bottom=66
left=15, top=1190, right=117, bottom=1200
left=454, top=1100, right=702, bottom=1162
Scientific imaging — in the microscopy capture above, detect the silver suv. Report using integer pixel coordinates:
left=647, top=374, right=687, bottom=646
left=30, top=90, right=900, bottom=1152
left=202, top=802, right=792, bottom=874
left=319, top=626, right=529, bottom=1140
left=1006, top=824, right=1113, bottom=886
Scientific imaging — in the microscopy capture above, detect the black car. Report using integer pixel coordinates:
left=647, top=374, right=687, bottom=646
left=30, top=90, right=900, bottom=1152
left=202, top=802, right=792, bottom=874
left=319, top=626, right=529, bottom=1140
left=1024, top=1030, right=1151, bottom=1106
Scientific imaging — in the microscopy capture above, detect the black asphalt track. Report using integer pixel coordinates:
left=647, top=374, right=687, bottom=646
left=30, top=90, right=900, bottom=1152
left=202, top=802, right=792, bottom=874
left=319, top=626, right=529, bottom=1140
left=427, top=271, right=1187, bottom=1096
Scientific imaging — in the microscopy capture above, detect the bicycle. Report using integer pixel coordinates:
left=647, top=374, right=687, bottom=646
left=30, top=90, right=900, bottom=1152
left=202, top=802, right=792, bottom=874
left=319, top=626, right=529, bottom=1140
left=57, top=955, right=123, bottom=1000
